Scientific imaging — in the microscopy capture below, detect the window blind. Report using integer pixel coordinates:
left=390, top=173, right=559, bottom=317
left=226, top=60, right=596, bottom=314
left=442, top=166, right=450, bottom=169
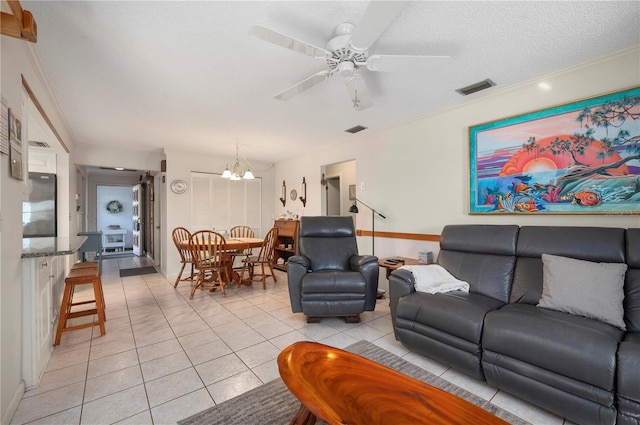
left=190, top=172, right=262, bottom=235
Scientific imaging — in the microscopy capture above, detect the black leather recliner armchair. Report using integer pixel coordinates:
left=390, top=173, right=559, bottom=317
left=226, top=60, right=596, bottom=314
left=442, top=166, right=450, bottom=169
left=287, top=216, right=379, bottom=323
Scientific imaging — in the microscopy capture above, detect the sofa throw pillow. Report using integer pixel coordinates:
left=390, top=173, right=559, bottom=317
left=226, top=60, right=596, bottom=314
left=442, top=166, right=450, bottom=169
left=538, top=253, right=627, bottom=330
left=401, top=264, right=470, bottom=294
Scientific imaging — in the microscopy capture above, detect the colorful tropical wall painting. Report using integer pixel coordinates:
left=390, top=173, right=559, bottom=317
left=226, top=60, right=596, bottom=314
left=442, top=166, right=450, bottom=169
left=469, top=87, right=640, bottom=214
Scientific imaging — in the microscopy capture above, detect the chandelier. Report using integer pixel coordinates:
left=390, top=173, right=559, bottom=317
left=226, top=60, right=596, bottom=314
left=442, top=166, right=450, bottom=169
left=221, top=143, right=254, bottom=180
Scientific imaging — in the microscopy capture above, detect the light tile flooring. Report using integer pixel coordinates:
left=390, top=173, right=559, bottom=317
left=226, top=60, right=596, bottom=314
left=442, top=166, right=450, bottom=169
left=11, top=255, right=572, bottom=425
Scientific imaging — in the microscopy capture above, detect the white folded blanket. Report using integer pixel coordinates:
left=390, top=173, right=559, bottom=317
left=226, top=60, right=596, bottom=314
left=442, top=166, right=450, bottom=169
left=400, top=264, right=470, bottom=294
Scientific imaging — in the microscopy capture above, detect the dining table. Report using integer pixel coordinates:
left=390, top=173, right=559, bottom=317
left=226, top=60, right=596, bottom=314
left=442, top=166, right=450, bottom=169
left=178, top=236, right=264, bottom=251
left=179, top=236, right=265, bottom=286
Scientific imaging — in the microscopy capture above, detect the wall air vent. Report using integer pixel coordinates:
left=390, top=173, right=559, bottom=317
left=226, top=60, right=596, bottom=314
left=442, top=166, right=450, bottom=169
left=29, top=140, right=51, bottom=148
left=456, top=79, right=496, bottom=96
left=345, top=125, right=368, bottom=134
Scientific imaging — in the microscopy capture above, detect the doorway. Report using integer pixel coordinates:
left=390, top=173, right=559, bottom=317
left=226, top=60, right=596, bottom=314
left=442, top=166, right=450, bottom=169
left=97, top=185, right=133, bottom=255
left=321, top=159, right=356, bottom=216
left=326, top=176, right=341, bottom=215
left=82, top=167, right=157, bottom=262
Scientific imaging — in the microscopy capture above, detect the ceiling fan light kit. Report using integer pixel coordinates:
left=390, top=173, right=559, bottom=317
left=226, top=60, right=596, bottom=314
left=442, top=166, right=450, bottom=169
left=249, top=1, right=450, bottom=111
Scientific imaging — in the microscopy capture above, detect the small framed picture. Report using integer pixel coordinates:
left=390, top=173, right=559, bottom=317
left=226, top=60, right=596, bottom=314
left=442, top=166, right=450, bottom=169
left=8, top=108, right=23, bottom=180
left=9, top=145, right=23, bottom=180
left=8, top=108, right=22, bottom=150
left=349, top=184, right=356, bottom=200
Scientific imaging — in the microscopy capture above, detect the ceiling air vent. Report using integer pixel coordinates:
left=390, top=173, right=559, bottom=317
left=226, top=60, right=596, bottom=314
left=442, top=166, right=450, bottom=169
left=29, top=140, right=51, bottom=148
left=456, top=79, right=496, bottom=96
left=345, top=125, right=368, bottom=134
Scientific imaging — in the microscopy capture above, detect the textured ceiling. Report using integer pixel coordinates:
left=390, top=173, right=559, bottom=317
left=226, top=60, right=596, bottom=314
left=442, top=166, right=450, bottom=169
left=24, top=1, right=640, bottom=163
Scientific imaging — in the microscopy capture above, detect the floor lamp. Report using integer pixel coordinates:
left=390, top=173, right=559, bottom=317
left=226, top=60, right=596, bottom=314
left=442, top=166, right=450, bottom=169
left=349, top=197, right=386, bottom=256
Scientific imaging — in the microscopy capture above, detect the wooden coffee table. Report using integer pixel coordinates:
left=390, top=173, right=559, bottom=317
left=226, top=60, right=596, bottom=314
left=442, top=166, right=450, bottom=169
left=278, top=341, right=508, bottom=425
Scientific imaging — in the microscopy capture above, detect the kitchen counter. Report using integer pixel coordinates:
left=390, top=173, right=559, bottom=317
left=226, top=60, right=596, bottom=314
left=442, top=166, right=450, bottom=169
left=21, top=236, right=88, bottom=258
left=22, top=236, right=88, bottom=387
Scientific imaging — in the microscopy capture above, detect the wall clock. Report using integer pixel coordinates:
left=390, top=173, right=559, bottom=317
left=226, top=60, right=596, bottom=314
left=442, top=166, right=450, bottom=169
left=290, top=189, right=297, bottom=200
left=170, top=179, right=187, bottom=194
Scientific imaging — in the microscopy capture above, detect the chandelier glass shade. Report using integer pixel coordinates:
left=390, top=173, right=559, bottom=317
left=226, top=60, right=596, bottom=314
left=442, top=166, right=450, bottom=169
left=221, top=144, right=254, bottom=180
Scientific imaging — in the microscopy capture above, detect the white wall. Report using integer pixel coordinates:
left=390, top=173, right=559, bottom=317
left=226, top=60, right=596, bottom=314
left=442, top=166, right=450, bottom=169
left=161, top=149, right=275, bottom=280
left=0, top=37, right=75, bottom=424
left=274, top=47, right=640, bottom=262
left=73, top=144, right=164, bottom=173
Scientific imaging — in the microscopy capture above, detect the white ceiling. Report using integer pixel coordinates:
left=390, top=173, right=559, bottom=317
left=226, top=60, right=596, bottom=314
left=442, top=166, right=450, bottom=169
left=25, top=1, right=640, bottom=164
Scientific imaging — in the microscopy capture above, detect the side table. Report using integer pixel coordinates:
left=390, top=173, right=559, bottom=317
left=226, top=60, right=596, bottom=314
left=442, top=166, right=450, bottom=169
left=378, top=256, right=421, bottom=279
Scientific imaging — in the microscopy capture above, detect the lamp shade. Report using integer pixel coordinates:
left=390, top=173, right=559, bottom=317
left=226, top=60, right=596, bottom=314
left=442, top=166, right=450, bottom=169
left=221, top=144, right=255, bottom=180
left=349, top=202, right=358, bottom=213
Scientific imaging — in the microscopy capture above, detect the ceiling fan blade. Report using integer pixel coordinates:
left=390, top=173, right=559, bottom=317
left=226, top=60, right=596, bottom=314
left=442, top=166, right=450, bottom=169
left=366, top=54, right=451, bottom=72
left=274, top=71, right=332, bottom=101
left=345, top=73, right=372, bottom=111
left=348, top=1, right=408, bottom=52
left=249, top=25, right=331, bottom=59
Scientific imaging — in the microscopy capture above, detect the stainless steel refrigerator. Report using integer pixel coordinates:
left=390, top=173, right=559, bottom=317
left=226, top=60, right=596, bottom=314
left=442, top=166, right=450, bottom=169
left=23, top=172, right=57, bottom=238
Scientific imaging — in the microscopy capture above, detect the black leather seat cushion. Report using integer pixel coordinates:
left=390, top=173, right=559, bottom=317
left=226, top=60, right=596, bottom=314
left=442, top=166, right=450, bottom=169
left=484, top=303, right=624, bottom=390
left=301, top=271, right=366, bottom=298
left=300, top=271, right=367, bottom=316
left=396, top=291, right=504, bottom=344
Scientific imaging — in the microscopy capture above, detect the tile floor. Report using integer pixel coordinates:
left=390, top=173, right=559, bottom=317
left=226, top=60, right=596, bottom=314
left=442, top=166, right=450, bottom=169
left=11, top=255, right=573, bottom=425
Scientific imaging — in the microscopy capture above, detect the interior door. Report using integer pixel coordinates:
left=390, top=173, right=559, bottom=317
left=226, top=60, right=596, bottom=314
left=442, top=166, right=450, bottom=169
left=143, top=175, right=154, bottom=260
left=132, top=184, right=143, bottom=256
left=327, top=177, right=341, bottom=215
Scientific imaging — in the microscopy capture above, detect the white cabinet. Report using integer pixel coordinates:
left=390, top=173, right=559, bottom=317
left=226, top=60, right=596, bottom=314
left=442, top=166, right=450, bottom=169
left=103, top=229, right=126, bottom=252
left=22, top=255, right=65, bottom=388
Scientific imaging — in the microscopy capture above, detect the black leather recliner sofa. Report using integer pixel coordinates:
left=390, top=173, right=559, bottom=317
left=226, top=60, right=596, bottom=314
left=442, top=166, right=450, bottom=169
left=287, top=216, right=379, bottom=323
left=617, top=228, right=640, bottom=425
left=389, top=225, right=640, bottom=425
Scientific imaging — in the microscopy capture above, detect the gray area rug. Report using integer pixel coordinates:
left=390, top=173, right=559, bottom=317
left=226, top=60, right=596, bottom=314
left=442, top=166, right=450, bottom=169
left=119, top=266, right=158, bottom=277
left=178, top=340, right=530, bottom=425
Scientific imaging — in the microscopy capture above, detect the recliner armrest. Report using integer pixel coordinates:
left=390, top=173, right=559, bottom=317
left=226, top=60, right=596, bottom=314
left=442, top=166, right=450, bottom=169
left=287, top=255, right=310, bottom=313
left=349, top=254, right=378, bottom=269
left=288, top=255, right=310, bottom=270
left=389, top=269, right=416, bottom=338
left=349, top=255, right=379, bottom=311
left=389, top=269, right=416, bottom=297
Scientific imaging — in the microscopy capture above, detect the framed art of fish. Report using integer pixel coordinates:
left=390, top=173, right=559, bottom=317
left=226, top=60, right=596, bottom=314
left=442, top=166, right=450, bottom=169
left=469, top=86, right=640, bottom=214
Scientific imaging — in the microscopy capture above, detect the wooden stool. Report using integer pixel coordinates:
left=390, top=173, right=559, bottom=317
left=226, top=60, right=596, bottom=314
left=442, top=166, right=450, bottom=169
left=54, top=267, right=106, bottom=345
left=71, top=261, right=105, bottom=315
left=72, top=261, right=99, bottom=270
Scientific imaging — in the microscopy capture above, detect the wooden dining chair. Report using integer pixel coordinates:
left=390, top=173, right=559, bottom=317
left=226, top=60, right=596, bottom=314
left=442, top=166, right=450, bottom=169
left=189, top=230, right=232, bottom=298
left=229, top=225, right=255, bottom=258
left=240, top=227, right=279, bottom=289
left=172, top=227, right=195, bottom=288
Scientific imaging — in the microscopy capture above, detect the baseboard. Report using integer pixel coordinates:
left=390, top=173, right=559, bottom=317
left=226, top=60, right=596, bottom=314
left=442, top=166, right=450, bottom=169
left=1, top=380, right=25, bottom=425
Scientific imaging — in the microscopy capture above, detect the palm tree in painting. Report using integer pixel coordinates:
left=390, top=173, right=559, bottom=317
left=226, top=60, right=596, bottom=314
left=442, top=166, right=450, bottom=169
left=522, top=95, right=640, bottom=184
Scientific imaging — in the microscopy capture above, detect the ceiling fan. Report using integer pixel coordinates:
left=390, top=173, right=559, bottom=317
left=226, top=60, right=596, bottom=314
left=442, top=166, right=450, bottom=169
left=249, top=1, right=450, bottom=111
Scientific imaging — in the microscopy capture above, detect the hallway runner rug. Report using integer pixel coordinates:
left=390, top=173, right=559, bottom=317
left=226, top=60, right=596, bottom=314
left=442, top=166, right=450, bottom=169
left=178, top=340, right=530, bottom=425
left=119, top=266, right=158, bottom=277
